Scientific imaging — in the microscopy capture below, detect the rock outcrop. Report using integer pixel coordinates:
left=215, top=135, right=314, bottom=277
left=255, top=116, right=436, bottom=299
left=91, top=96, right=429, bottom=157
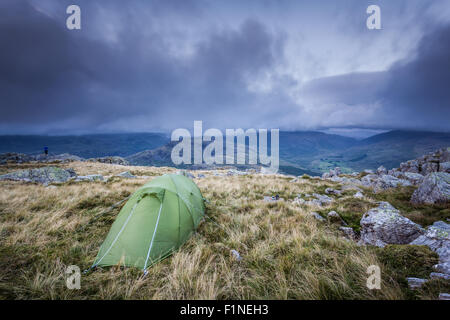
left=87, top=156, right=129, bottom=166
left=359, top=202, right=424, bottom=247
left=397, top=147, right=450, bottom=175
left=410, top=172, right=450, bottom=204
left=115, top=171, right=136, bottom=179
left=361, top=174, right=411, bottom=192
left=0, top=153, right=35, bottom=164
left=0, top=167, right=76, bottom=185
left=75, top=174, right=104, bottom=182
left=322, top=167, right=342, bottom=179
left=0, top=152, right=83, bottom=164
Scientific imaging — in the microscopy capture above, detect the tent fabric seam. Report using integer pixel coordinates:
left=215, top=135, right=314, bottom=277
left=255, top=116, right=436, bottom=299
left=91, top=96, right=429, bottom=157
left=143, top=193, right=165, bottom=271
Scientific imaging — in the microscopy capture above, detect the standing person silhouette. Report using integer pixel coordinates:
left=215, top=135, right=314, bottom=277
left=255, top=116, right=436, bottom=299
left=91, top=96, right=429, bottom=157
left=44, top=146, right=48, bottom=156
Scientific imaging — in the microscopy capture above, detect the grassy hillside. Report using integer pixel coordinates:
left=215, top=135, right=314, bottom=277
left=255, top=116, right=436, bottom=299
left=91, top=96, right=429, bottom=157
left=0, top=162, right=448, bottom=299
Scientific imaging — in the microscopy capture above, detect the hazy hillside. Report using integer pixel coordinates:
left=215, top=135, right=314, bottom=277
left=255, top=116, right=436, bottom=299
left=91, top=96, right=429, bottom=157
left=125, top=132, right=344, bottom=176
left=1, top=130, right=449, bottom=174
left=313, top=131, right=450, bottom=172
left=0, top=133, right=169, bottom=158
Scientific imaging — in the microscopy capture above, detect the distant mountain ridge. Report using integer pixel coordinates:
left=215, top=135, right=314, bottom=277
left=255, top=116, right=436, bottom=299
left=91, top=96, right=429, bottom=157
left=0, top=133, right=169, bottom=158
left=0, top=130, right=449, bottom=175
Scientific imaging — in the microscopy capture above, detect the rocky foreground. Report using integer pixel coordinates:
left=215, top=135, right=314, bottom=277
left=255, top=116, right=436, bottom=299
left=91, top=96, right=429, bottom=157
left=0, top=147, right=448, bottom=299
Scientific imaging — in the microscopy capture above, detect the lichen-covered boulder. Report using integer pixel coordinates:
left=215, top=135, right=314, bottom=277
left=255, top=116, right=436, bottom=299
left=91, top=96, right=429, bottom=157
left=410, top=221, right=450, bottom=263
left=359, top=202, right=424, bottom=247
left=410, top=172, right=450, bottom=204
left=361, top=174, right=411, bottom=192
left=0, top=167, right=75, bottom=185
left=402, top=172, right=425, bottom=185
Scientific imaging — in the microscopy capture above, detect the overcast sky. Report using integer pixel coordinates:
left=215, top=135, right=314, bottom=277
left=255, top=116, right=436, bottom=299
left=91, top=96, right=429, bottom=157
left=0, top=0, right=449, bottom=135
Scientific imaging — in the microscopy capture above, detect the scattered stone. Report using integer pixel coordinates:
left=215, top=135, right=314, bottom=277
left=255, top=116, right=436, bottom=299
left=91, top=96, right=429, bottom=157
left=227, top=169, right=248, bottom=176
left=361, top=174, right=411, bottom=192
left=354, top=191, right=364, bottom=199
left=440, top=162, right=450, bottom=173
left=439, top=293, right=450, bottom=300
left=306, top=199, right=323, bottom=206
left=322, top=167, right=342, bottom=179
left=264, top=195, right=284, bottom=203
left=176, top=170, right=195, bottom=179
left=433, top=262, right=450, bottom=275
left=0, top=152, right=35, bottom=164
left=410, top=172, right=450, bottom=205
left=364, top=169, right=374, bottom=174
left=350, top=172, right=359, bottom=177
left=36, top=153, right=84, bottom=163
left=197, top=174, right=206, bottom=179
left=339, top=226, right=356, bottom=240
left=292, top=197, right=306, bottom=205
left=0, top=167, right=75, bottom=185
left=88, top=156, right=129, bottom=166
left=402, top=172, right=425, bottom=185
left=407, top=277, right=428, bottom=289
left=260, top=167, right=277, bottom=174
left=359, top=202, right=424, bottom=247
left=75, top=174, right=104, bottom=182
left=430, top=272, right=450, bottom=280
left=376, top=166, right=388, bottom=175
left=311, top=212, right=326, bottom=222
left=400, top=160, right=420, bottom=174
left=341, top=184, right=363, bottom=192
left=399, top=148, right=450, bottom=175
left=325, top=188, right=342, bottom=196
left=116, top=171, right=136, bottom=179
left=230, top=250, right=242, bottom=261
left=327, top=211, right=346, bottom=225
left=312, top=193, right=333, bottom=205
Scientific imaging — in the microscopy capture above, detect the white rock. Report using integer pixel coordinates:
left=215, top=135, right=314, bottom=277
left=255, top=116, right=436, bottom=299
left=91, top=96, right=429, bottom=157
left=311, top=212, right=326, bottom=222
left=116, top=171, right=136, bottom=179
left=430, top=272, right=450, bottom=280
left=407, top=277, right=428, bottom=289
left=339, top=226, right=356, bottom=240
left=439, top=293, right=450, bottom=300
left=359, top=202, right=424, bottom=247
left=354, top=191, right=364, bottom=199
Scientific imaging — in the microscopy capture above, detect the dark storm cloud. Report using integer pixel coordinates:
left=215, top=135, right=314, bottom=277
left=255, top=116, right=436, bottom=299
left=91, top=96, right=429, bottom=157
left=0, top=0, right=286, bottom=133
left=0, top=0, right=449, bottom=134
left=299, top=22, right=450, bottom=131
left=381, top=23, right=450, bottom=130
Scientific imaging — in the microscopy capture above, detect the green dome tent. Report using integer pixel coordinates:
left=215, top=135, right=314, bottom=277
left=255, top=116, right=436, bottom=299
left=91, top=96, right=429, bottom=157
left=91, top=173, right=205, bottom=271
